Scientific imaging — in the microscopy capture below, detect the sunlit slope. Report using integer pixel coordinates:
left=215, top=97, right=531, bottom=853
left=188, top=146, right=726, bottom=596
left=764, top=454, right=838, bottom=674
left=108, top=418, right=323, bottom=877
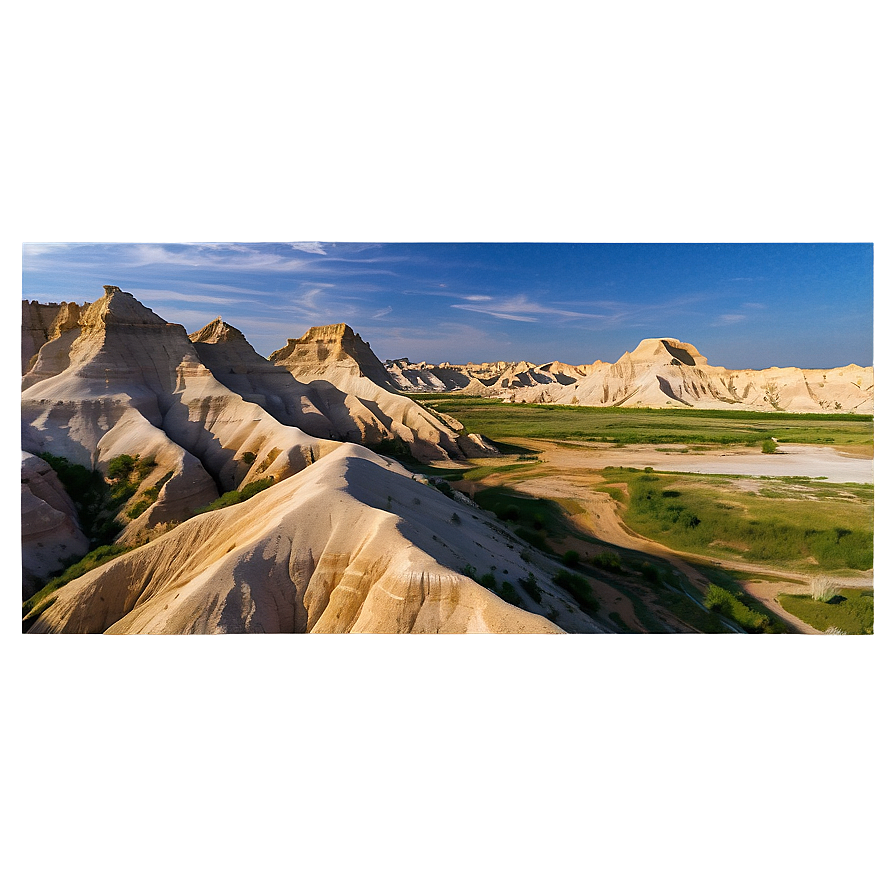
left=28, top=445, right=573, bottom=634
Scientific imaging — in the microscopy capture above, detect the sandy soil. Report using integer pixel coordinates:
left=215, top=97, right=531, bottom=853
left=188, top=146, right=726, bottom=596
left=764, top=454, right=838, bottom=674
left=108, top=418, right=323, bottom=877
left=521, top=441, right=873, bottom=483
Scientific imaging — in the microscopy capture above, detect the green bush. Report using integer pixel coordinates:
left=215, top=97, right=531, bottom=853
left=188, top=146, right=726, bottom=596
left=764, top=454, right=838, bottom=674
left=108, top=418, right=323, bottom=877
left=704, top=584, right=770, bottom=633
left=593, top=551, right=623, bottom=573
left=519, top=572, right=543, bottom=604
left=192, top=477, right=275, bottom=515
left=562, top=550, right=580, bottom=567
left=107, top=454, right=136, bottom=480
left=241, top=451, right=257, bottom=465
left=499, top=581, right=521, bottom=606
left=761, top=439, right=777, bottom=454
left=553, top=569, right=597, bottom=610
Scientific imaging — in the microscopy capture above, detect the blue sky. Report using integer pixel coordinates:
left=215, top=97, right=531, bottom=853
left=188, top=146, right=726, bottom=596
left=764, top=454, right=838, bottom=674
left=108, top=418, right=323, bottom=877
left=21, top=243, right=873, bottom=369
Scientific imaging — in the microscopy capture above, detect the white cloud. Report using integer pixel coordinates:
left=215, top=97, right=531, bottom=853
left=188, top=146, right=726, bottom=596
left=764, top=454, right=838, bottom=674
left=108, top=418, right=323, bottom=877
left=712, top=313, right=747, bottom=326
left=291, top=242, right=328, bottom=255
left=453, top=293, right=608, bottom=323
left=372, top=306, right=393, bottom=319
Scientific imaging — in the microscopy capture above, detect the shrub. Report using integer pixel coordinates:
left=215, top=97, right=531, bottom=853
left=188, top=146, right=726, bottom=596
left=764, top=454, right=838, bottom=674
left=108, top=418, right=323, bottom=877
left=241, top=451, right=257, bottom=465
left=499, top=581, right=521, bottom=606
left=192, top=477, right=274, bottom=515
left=519, top=572, right=543, bottom=603
left=553, top=569, right=597, bottom=609
left=761, top=439, right=777, bottom=454
left=593, top=551, right=622, bottom=573
left=704, top=584, right=770, bottom=633
left=562, top=550, right=580, bottom=567
left=107, top=454, right=136, bottom=480
left=641, top=562, right=660, bottom=583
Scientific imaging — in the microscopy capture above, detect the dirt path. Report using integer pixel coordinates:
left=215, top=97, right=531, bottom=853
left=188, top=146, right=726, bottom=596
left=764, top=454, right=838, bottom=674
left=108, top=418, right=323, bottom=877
left=463, top=440, right=873, bottom=634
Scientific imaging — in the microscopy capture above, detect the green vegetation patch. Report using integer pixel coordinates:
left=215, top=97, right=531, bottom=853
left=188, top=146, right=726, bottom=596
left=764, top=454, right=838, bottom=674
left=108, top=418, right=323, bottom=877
left=126, top=471, right=174, bottom=519
left=606, top=468, right=872, bottom=572
left=779, top=589, right=874, bottom=635
left=417, top=398, right=873, bottom=449
left=704, top=584, right=772, bottom=633
left=191, top=477, right=275, bottom=515
left=552, top=569, right=598, bottom=611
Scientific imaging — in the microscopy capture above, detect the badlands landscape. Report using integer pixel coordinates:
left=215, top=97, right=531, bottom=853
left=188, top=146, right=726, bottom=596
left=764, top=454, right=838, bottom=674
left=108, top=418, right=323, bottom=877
left=21, top=286, right=874, bottom=634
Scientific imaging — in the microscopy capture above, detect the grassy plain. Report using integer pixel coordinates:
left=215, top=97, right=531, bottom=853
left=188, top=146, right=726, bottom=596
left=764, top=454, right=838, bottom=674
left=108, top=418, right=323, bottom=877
left=409, top=396, right=874, bottom=632
left=779, top=588, right=874, bottom=634
left=598, top=468, right=873, bottom=572
left=418, top=396, right=873, bottom=449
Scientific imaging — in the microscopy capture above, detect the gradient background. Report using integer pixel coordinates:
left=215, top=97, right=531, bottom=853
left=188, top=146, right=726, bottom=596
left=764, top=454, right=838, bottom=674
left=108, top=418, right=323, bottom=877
left=5, top=5, right=890, bottom=896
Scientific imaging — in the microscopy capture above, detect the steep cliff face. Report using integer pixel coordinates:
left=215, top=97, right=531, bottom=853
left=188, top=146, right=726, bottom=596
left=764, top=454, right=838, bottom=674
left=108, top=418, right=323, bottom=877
left=268, top=324, right=498, bottom=461
left=27, top=445, right=581, bottom=635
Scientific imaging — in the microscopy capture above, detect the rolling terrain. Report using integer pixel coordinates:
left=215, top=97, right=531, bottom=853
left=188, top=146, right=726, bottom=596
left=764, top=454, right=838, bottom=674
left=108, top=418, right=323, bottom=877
left=21, top=287, right=873, bottom=634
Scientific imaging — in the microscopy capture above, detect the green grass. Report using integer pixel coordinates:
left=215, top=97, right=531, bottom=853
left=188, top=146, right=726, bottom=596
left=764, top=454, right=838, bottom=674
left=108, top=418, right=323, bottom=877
left=602, top=468, right=872, bottom=572
left=415, top=398, right=873, bottom=449
left=704, top=584, right=772, bottom=633
left=126, top=471, right=174, bottom=519
left=191, top=477, right=275, bottom=515
left=552, top=569, right=598, bottom=611
left=779, top=589, right=874, bottom=634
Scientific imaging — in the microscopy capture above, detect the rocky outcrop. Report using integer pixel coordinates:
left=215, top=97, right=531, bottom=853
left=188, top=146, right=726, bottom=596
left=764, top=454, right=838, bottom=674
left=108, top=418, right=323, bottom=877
left=27, top=445, right=583, bottom=634
left=21, top=452, right=89, bottom=597
left=21, top=300, right=88, bottom=374
left=268, top=324, right=499, bottom=461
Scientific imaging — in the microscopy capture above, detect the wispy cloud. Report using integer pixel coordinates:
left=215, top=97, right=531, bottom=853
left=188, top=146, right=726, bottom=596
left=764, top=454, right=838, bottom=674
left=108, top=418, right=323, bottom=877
left=712, top=313, right=747, bottom=326
left=451, top=293, right=610, bottom=323
left=291, top=242, right=328, bottom=255
left=372, top=306, right=393, bottom=319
